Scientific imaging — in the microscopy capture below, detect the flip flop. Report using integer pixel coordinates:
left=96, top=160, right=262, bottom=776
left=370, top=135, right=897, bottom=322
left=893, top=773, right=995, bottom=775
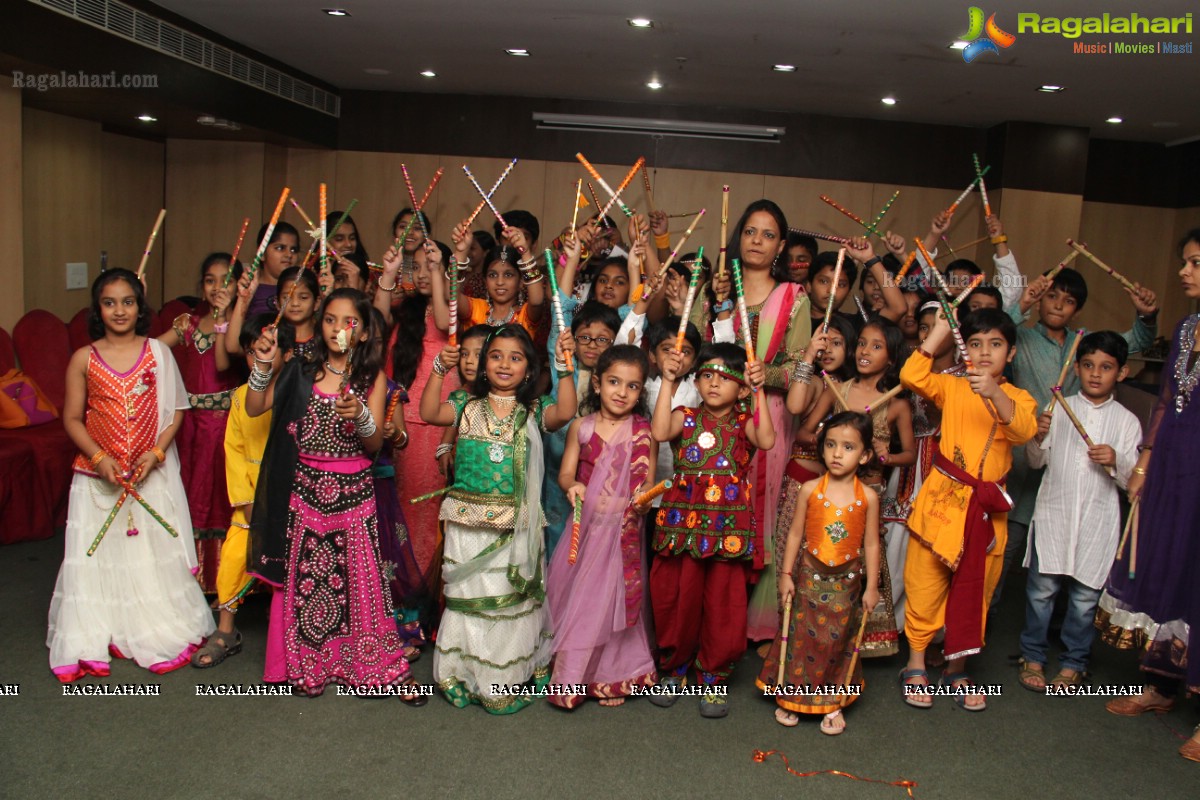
left=820, top=710, right=846, bottom=736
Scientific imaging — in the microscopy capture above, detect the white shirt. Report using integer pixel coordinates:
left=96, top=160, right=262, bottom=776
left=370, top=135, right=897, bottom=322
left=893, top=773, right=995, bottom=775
left=1024, top=392, right=1142, bottom=589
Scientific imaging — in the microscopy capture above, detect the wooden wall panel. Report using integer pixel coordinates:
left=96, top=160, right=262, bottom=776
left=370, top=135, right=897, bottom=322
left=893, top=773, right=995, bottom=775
left=0, top=86, right=23, bottom=330
left=334, top=151, right=434, bottom=255
left=438, top=156, right=547, bottom=246
left=100, top=133, right=165, bottom=306
left=284, top=148, right=338, bottom=236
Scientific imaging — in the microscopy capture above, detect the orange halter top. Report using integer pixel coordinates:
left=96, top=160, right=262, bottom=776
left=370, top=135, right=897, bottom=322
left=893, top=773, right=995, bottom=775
left=804, top=473, right=867, bottom=568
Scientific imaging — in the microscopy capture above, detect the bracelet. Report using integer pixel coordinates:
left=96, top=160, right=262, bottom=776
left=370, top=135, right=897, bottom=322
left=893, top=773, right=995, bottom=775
left=712, top=299, right=734, bottom=314
left=91, top=449, right=107, bottom=467
left=864, top=256, right=882, bottom=269
left=248, top=366, right=272, bottom=392
left=522, top=273, right=545, bottom=285
left=654, top=233, right=671, bottom=249
left=990, top=235, right=1008, bottom=245
left=431, top=355, right=448, bottom=377
left=435, top=443, right=454, bottom=459
left=151, top=446, right=166, bottom=464
left=394, top=430, right=409, bottom=447
left=455, top=257, right=470, bottom=267
left=378, top=277, right=398, bottom=293
left=214, top=322, right=229, bottom=334
left=355, top=415, right=378, bottom=439
left=1132, top=467, right=1147, bottom=476
left=791, top=360, right=815, bottom=385
left=554, top=359, right=573, bottom=375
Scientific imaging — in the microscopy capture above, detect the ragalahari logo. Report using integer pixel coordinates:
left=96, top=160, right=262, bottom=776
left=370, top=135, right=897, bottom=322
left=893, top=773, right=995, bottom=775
left=962, top=7, right=1016, bottom=62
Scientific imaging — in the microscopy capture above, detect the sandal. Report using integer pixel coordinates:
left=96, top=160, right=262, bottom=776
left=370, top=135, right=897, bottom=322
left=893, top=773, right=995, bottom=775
left=190, top=629, right=242, bottom=669
left=1048, top=669, right=1083, bottom=691
left=774, top=708, right=799, bottom=727
left=1106, top=691, right=1174, bottom=717
left=1180, top=727, right=1200, bottom=763
left=899, top=668, right=933, bottom=709
left=398, top=679, right=428, bottom=707
left=942, top=672, right=987, bottom=712
left=1017, top=658, right=1047, bottom=693
left=820, top=710, right=846, bottom=736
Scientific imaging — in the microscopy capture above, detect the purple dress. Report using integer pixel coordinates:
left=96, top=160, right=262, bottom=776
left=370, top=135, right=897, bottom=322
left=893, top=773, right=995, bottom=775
left=1101, top=314, right=1200, bottom=693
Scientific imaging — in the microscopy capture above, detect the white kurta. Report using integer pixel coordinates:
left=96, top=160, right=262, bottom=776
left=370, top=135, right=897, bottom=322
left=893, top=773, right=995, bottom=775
left=1024, top=392, right=1142, bottom=589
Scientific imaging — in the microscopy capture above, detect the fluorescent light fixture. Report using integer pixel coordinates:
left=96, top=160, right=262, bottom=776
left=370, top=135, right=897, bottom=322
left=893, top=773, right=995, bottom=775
left=322, top=8, right=349, bottom=16
left=949, top=41, right=969, bottom=50
left=420, top=69, right=437, bottom=78
left=137, top=114, right=156, bottom=123
left=1106, top=116, right=1123, bottom=124
left=532, top=112, right=785, bottom=143
left=881, top=96, right=897, bottom=106
left=646, top=79, right=663, bottom=90
left=773, top=64, right=796, bottom=72
left=1038, top=85, right=1065, bottom=93
left=506, top=49, right=530, bottom=56
left=628, top=18, right=653, bottom=28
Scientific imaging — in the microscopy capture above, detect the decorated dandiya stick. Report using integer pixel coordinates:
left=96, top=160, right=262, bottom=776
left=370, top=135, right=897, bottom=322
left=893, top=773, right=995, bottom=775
left=917, top=237, right=973, bottom=370
left=775, top=595, right=793, bottom=688
left=656, top=208, right=707, bottom=278
left=250, top=187, right=291, bottom=278
left=1051, top=387, right=1117, bottom=478
left=570, top=178, right=583, bottom=232
left=87, top=467, right=144, bottom=556
left=464, top=164, right=509, bottom=229
left=823, top=248, right=846, bottom=334
left=113, top=473, right=180, bottom=538
left=319, top=182, right=328, bottom=284
left=864, top=384, right=904, bottom=414
left=870, top=190, right=900, bottom=233
left=950, top=273, right=986, bottom=308
left=409, top=486, right=452, bottom=504
left=135, top=208, right=167, bottom=280
left=945, top=165, right=990, bottom=215
left=973, top=153, right=992, bottom=217
left=596, top=157, right=645, bottom=221
left=1045, top=329, right=1085, bottom=413
left=731, top=258, right=756, bottom=366
left=641, top=164, right=656, bottom=216
left=567, top=496, right=583, bottom=565
left=465, top=159, right=516, bottom=226
left=448, top=257, right=459, bottom=347
left=787, top=227, right=851, bottom=246
left=1045, top=247, right=1082, bottom=280
left=400, top=164, right=431, bottom=240
left=894, top=250, right=918, bottom=280
left=822, top=371, right=851, bottom=412
left=718, top=185, right=730, bottom=278
left=853, top=294, right=869, bottom=322
left=289, top=197, right=316, bottom=230
left=416, top=167, right=444, bottom=213
left=586, top=182, right=609, bottom=228
left=820, top=195, right=877, bottom=236
left=1066, top=239, right=1137, bottom=291
left=219, top=217, right=251, bottom=295
left=675, top=247, right=704, bottom=353
left=934, top=234, right=991, bottom=259
left=634, top=479, right=672, bottom=508
left=544, top=249, right=573, bottom=371
left=575, top=152, right=633, bottom=217
left=384, top=389, right=403, bottom=427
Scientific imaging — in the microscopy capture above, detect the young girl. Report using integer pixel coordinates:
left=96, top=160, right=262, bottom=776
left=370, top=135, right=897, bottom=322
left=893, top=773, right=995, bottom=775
left=439, top=219, right=545, bottom=339
left=49, top=269, right=214, bottom=681
left=757, top=411, right=881, bottom=735
left=547, top=345, right=656, bottom=709
left=419, top=324, right=577, bottom=713
left=650, top=342, right=775, bottom=717
left=434, top=324, right=494, bottom=481
left=246, top=221, right=300, bottom=316
left=390, top=208, right=429, bottom=289
left=226, top=265, right=317, bottom=361
left=460, top=229, right=497, bottom=300
left=157, top=253, right=241, bottom=593
left=245, top=288, right=416, bottom=698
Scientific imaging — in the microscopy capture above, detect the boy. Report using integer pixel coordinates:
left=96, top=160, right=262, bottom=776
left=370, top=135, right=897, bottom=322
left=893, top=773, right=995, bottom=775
left=191, top=313, right=291, bottom=668
left=805, top=250, right=859, bottom=335
left=641, top=316, right=702, bottom=502
left=1018, top=332, right=1141, bottom=691
left=899, top=307, right=1037, bottom=710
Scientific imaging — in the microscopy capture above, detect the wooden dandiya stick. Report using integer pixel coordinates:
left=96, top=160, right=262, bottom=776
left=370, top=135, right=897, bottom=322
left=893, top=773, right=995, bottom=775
left=775, top=595, right=793, bottom=688
left=1051, top=387, right=1117, bottom=478
left=973, top=153, right=992, bottom=217
left=788, top=227, right=852, bottom=246
left=401, top=164, right=431, bottom=240
left=135, top=208, right=167, bottom=281
left=1045, top=329, right=1085, bottom=413
left=641, top=164, right=656, bottom=216
left=87, top=467, right=144, bottom=556
left=844, top=604, right=871, bottom=690
left=870, top=190, right=900, bottom=233
left=675, top=248, right=704, bottom=353
left=576, top=152, right=633, bottom=217
left=854, top=295, right=869, bottom=322
left=820, top=195, right=878, bottom=236
left=718, top=185, right=730, bottom=278
left=250, top=187, right=291, bottom=278
left=917, top=237, right=973, bottom=370
left=1116, top=498, right=1140, bottom=578
left=894, top=251, right=918, bottom=280
left=319, top=182, right=328, bottom=284
left=544, top=249, right=573, bottom=370
left=570, top=178, right=583, bottom=232
left=940, top=234, right=957, bottom=256
left=822, top=371, right=851, bottom=412
left=933, top=234, right=991, bottom=259
left=596, top=157, right=645, bottom=221
left=289, top=197, right=316, bottom=230
left=384, top=390, right=403, bottom=427
left=409, top=486, right=452, bottom=504
left=822, top=248, right=846, bottom=334
left=655, top=208, right=707, bottom=278
left=1066, top=239, right=1137, bottom=291
left=113, top=473, right=180, bottom=538
left=864, top=384, right=904, bottom=414
left=634, top=479, right=672, bottom=508
left=1045, top=248, right=1082, bottom=280
left=466, top=159, right=516, bottom=227
left=667, top=211, right=703, bottom=218
left=731, top=258, right=756, bottom=368
left=944, top=166, right=990, bottom=215
left=586, top=182, right=609, bottom=228
left=463, top=165, right=509, bottom=229
left=219, top=217, right=251, bottom=294
left=950, top=273, right=986, bottom=308
left=567, top=496, right=583, bottom=565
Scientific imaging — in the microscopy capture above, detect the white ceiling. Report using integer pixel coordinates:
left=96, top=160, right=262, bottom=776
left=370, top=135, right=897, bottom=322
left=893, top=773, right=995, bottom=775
left=154, top=0, right=1200, bottom=143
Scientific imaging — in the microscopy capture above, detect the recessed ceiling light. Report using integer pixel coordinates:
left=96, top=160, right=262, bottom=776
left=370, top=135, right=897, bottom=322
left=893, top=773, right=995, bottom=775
left=363, top=68, right=389, bottom=75
left=1106, top=116, right=1123, bottom=124
left=628, top=18, right=653, bottom=28
left=949, top=41, right=970, bottom=50
left=881, top=96, right=897, bottom=106
left=773, top=64, right=796, bottom=72
left=322, top=8, right=349, bottom=16
left=646, top=79, right=663, bottom=90
left=1038, top=85, right=1066, bottom=93
left=505, top=49, right=530, bottom=56
left=137, top=114, right=156, bottom=123
left=420, top=70, right=437, bottom=78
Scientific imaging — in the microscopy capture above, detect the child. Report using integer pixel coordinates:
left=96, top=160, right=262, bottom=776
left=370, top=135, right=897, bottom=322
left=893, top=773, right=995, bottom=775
left=420, top=324, right=577, bottom=713
left=191, top=313, right=292, bottom=668
left=157, top=253, right=241, bottom=593
left=758, top=411, right=881, bottom=734
left=440, top=219, right=544, bottom=339
left=785, top=231, right=818, bottom=284
left=1017, top=331, right=1141, bottom=691
left=898, top=307, right=1037, bottom=710
left=246, top=288, right=416, bottom=698
left=638, top=317, right=702, bottom=499
left=806, top=250, right=859, bottom=336
left=49, top=269, right=213, bottom=681
left=434, top=325, right=494, bottom=484
left=226, top=265, right=317, bottom=360
left=649, top=342, right=775, bottom=717
left=246, top=221, right=300, bottom=316
left=547, top=345, right=657, bottom=708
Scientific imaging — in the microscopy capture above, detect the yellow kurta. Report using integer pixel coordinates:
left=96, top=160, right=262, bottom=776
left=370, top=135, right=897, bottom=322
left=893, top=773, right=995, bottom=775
left=217, top=384, right=272, bottom=607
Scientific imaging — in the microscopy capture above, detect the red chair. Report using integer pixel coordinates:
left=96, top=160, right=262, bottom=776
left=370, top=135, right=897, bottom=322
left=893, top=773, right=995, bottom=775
left=12, top=309, right=71, bottom=410
left=0, top=326, right=15, bottom=373
left=67, top=307, right=92, bottom=352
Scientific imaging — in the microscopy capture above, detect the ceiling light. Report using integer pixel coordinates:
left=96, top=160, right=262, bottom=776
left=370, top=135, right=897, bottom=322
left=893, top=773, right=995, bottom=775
left=773, top=64, right=796, bottom=72
left=419, top=70, right=437, bottom=78
left=949, top=41, right=969, bottom=50
left=1038, top=85, right=1065, bottom=93
left=322, top=8, right=349, bottom=16
left=1106, top=116, right=1123, bottom=124
left=646, top=79, right=663, bottom=90
left=881, top=97, right=897, bottom=106
left=628, top=18, right=653, bottom=28
left=505, top=49, right=530, bottom=56
left=137, top=114, right=156, bottom=123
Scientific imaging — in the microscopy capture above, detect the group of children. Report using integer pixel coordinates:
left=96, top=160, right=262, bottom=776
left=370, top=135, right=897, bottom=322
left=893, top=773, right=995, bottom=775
left=45, top=189, right=1185, bottom=743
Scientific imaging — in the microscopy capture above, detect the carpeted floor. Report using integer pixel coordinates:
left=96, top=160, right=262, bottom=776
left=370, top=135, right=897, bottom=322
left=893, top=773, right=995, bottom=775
left=1, top=532, right=1195, bottom=800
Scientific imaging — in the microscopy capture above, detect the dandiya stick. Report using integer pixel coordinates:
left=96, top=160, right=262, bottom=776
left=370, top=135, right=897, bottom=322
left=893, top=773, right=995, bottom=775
left=731, top=258, right=756, bottom=366
left=950, top=273, right=986, bottom=308
left=113, top=473, right=180, bottom=538
left=448, top=257, right=459, bottom=347
left=384, top=390, right=402, bottom=427
left=250, top=187, right=291, bottom=278
left=1066, top=239, right=1136, bottom=291
left=933, top=234, right=991, bottom=260
left=854, top=295, right=869, bottom=322
left=973, top=153, right=991, bottom=217
left=289, top=197, right=316, bottom=230
left=655, top=208, right=707, bottom=278
left=822, top=248, right=846, bottom=334
left=870, top=190, right=900, bottom=233
left=466, top=159, right=516, bottom=227
left=917, top=237, right=972, bottom=370
left=400, top=164, right=431, bottom=240
left=1045, top=248, right=1082, bottom=280
left=409, top=486, right=452, bottom=504
left=544, top=249, right=573, bottom=370
left=675, top=248, right=704, bottom=353
left=1045, top=329, right=1085, bottom=413
left=634, top=479, right=672, bottom=508
left=586, top=182, right=609, bottom=228
left=394, top=170, right=444, bottom=252
left=87, top=466, right=143, bottom=556
left=820, top=195, right=877, bottom=236
left=220, top=217, right=251, bottom=290
left=1051, top=387, right=1117, bottom=478
left=641, top=164, right=656, bottom=216
left=775, top=595, right=793, bottom=688
left=567, top=496, right=583, bottom=565
left=319, top=183, right=328, bottom=283
left=596, top=157, right=645, bottom=221
left=788, top=227, right=851, bottom=246
left=822, top=371, right=851, bottom=412
left=668, top=211, right=703, bottom=218
left=844, top=604, right=871, bottom=690
left=463, top=165, right=508, bottom=229
left=136, top=208, right=167, bottom=281
left=570, top=178, right=583, bottom=232
left=576, top=152, right=633, bottom=217
left=945, top=165, right=990, bottom=215
left=1116, top=497, right=1139, bottom=565
left=864, top=384, right=904, bottom=414
left=718, top=185, right=730, bottom=278
left=894, top=251, right=918, bottom=280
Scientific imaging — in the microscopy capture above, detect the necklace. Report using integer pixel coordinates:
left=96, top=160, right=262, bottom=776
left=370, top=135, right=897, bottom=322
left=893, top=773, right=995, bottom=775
left=482, top=399, right=516, bottom=462
left=325, top=361, right=346, bottom=376
left=1173, top=315, right=1200, bottom=413
left=488, top=392, right=517, bottom=407
left=486, top=300, right=517, bottom=326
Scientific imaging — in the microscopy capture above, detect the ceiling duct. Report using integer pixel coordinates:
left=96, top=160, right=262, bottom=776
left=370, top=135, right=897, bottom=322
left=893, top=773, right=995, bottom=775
left=533, top=113, right=784, bottom=143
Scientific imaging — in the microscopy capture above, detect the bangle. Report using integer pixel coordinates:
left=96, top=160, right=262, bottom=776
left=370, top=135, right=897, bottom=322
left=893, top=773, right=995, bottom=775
left=654, top=233, right=671, bottom=249
left=990, top=235, right=1008, bottom=245
left=248, top=366, right=272, bottom=392
left=214, top=322, right=229, bottom=334
left=151, top=446, right=166, bottom=464
left=435, top=443, right=454, bottom=459
left=431, top=355, right=448, bottom=377
left=712, top=299, right=734, bottom=314
left=91, top=450, right=107, bottom=467
left=394, top=430, right=409, bottom=447
left=1132, top=467, right=1147, bottom=476
left=378, top=277, right=398, bottom=293
left=455, top=257, right=470, bottom=267
left=791, top=360, right=814, bottom=385
left=555, top=359, right=573, bottom=375
left=864, top=256, right=882, bottom=269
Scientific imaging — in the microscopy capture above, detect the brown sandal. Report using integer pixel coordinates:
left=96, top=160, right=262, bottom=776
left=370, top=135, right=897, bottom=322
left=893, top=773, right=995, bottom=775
left=1017, top=658, right=1047, bottom=692
left=1180, top=729, right=1200, bottom=763
left=1106, top=691, right=1174, bottom=716
left=190, top=629, right=242, bottom=668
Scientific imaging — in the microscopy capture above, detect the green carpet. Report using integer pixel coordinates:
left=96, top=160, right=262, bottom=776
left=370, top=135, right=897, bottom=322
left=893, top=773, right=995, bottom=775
left=1, top=533, right=1195, bottom=799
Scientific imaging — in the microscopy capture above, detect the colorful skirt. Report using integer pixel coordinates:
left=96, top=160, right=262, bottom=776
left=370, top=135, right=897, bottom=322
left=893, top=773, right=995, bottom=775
left=279, top=460, right=409, bottom=695
left=860, top=482, right=899, bottom=657
left=374, top=468, right=430, bottom=648
left=756, top=562, right=864, bottom=714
